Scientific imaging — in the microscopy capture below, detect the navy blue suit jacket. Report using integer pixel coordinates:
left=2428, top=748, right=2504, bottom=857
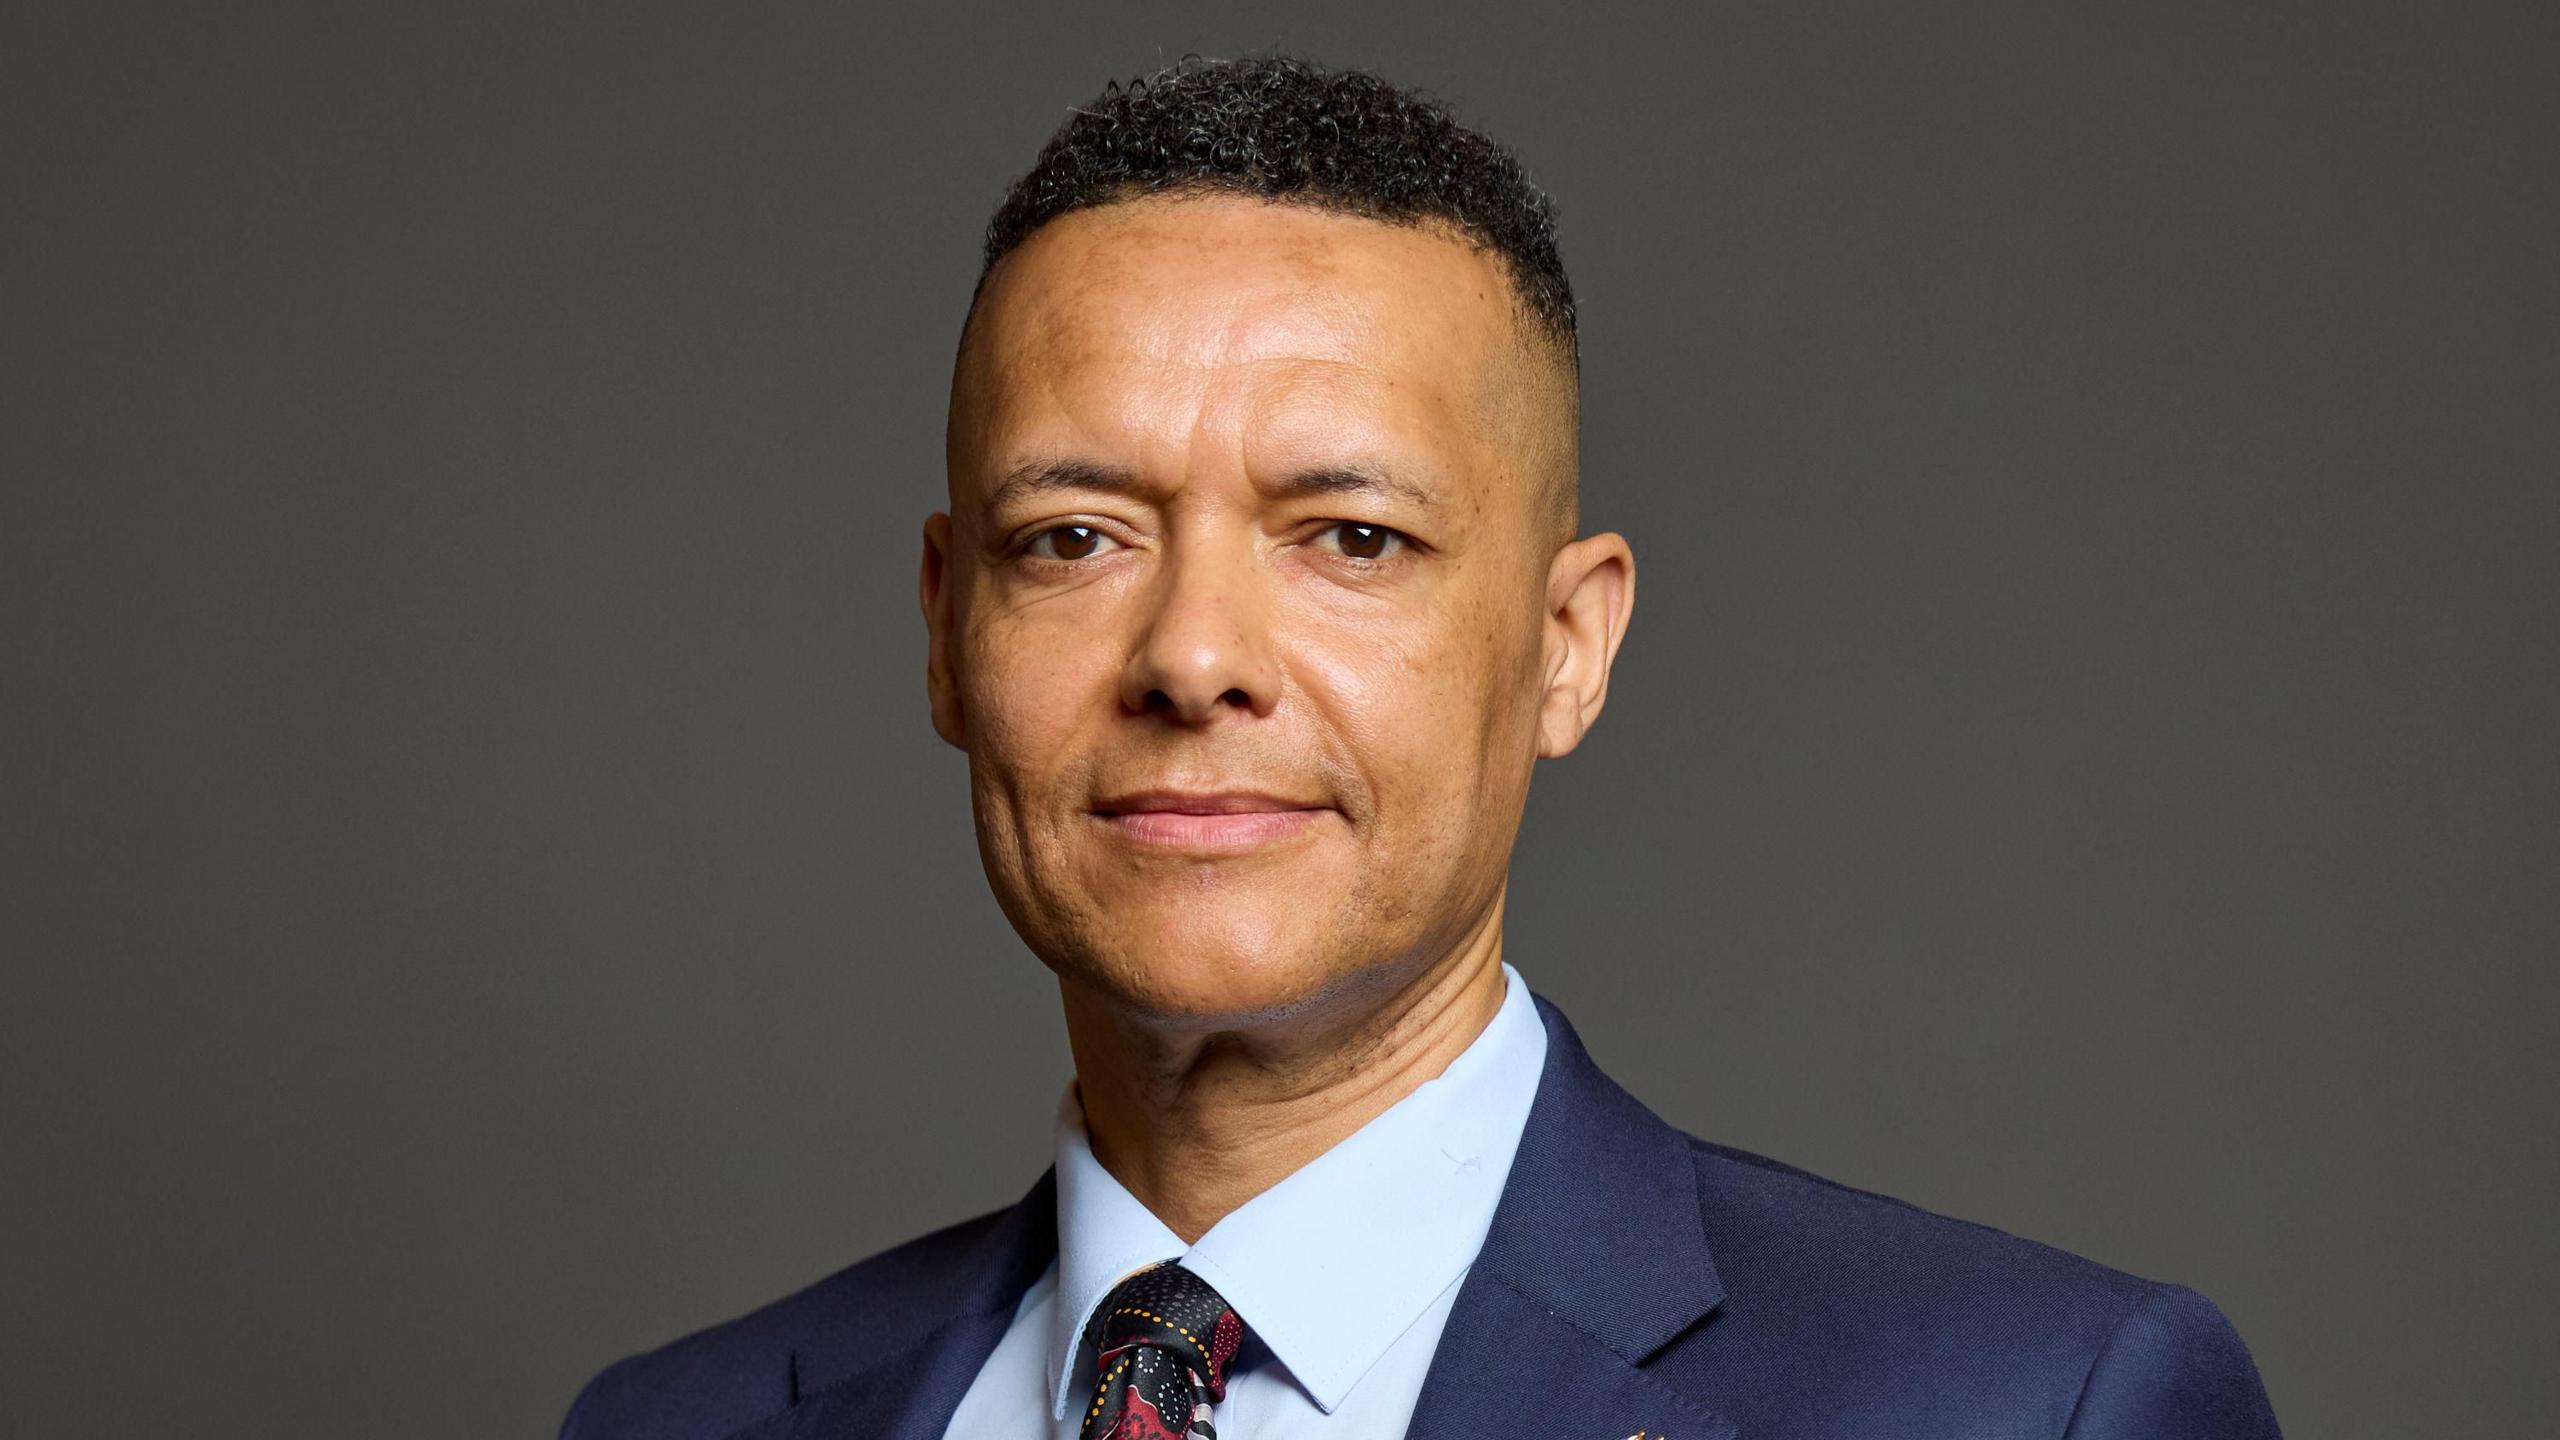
left=564, top=993, right=2281, bottom=1439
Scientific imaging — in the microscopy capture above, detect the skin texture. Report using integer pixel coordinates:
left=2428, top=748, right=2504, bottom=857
left=920, top=194, right=1634, bottom=1241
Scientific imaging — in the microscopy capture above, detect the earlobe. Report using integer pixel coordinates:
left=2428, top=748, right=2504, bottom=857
left=920, top=512, right=968, bottom=750
left=1534, top=532, right=1636, bottom=759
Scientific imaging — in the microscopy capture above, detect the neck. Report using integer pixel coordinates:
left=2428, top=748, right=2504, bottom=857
left=1060, top=896, right=1512, bottom=1243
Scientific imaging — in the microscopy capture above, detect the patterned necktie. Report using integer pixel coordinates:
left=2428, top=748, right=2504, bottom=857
left=1078, top=1261, right=1246, bottom=1440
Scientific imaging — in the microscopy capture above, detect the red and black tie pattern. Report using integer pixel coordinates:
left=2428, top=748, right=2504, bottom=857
left=1078, top=1261, right=1246, bottom=1440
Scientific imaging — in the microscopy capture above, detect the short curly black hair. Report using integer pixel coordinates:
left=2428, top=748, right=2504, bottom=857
left=972, top=53, right=1579, bottom=374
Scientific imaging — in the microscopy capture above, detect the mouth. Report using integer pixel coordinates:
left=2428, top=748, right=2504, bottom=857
left=1089, top=790, right=1333, bottom=856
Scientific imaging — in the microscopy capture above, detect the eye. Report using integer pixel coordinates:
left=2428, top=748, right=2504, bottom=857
left=1313, top=521, right=1410, bottom=562
left=1019, top=524, right=1123, bottom=563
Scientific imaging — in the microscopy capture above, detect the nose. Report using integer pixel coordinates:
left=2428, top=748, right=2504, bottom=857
left=1118, top=530, right=1282, bottom=725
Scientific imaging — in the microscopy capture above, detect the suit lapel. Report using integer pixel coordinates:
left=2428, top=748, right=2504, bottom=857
left=1403, top=993, right=1739, bottom=1440
left=727, top=993, right=1734, bottom=1440
left=722, top=1304, right=1023, bottom=1440
left=724, top=1169, right=1058, bottom=1440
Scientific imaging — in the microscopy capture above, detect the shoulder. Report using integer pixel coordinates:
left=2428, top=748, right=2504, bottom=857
left=1677, top=1137, right=2279, bottom=1437
left=558, top=1201, right=1022, bottom=1440
left=1685, top=1133, right=2158, bottom=1311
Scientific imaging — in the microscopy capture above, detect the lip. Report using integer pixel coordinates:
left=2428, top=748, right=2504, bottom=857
left=1090, top=790, right=1331, bottom=855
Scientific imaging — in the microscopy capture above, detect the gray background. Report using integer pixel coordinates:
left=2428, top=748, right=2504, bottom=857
left=4, top=2, right=2552, bottom=1436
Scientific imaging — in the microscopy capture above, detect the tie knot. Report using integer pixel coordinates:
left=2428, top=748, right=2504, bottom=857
left=1091, top=1262, right=1244, bottom=1396
left=1080, top=1262, right=1246, bottom=1439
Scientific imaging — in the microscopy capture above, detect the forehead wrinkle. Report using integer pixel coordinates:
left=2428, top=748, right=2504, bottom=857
left=956, top=197, right=1555, bottom=526
left=1225, top=359, right=1477, bottom=514
left=973, top=347, right=1529, bottom=540
left=968, top=323, right=1207, bottom=495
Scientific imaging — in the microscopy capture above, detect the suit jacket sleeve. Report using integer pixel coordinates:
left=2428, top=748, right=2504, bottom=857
left=2061, top=1283, right=2282, bottom=1439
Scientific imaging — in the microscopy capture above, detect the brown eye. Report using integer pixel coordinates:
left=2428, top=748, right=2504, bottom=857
left=1323, top=522, right=1405, bottom=561
left=1026, top=524, right=1117, bottom=562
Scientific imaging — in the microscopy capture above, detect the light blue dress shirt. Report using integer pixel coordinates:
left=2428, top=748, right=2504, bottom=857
left=942, top=961, right=1548, bottom=1439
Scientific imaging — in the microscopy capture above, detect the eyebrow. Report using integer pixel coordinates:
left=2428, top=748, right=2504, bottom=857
left=986, top=456, right=1445, bottom=515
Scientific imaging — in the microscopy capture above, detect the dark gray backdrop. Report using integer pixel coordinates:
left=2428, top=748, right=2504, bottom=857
left=5, top=3, right=2553, bottom=1436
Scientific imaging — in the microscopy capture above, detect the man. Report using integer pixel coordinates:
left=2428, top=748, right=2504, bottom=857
left=563, top=54, right=2281, bottom=1440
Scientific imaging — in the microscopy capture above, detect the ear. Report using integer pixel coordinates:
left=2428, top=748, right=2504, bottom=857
left=1535, top=531, right=1636, bottom=759
left=919, top=511, right=968, bottom=749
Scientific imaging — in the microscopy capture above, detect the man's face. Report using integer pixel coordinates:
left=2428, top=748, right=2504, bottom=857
left=925, top=194, right=1615, bottom=1029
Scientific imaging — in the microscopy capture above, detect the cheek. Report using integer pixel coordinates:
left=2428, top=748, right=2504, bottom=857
left=959, top=608, right=1116, bottom=802
left=1299, top=604, right=1505, bottom=817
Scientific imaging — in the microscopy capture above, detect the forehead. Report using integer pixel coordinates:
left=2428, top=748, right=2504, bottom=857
left=951, top=194, right=1541, bottom=497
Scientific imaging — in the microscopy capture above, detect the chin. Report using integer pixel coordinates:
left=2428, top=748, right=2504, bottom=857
left=1080, top=912, right=1370, bottom=1030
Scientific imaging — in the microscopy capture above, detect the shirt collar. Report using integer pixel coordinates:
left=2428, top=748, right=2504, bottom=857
left=1045, top=961, right=1549, bottom=1418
